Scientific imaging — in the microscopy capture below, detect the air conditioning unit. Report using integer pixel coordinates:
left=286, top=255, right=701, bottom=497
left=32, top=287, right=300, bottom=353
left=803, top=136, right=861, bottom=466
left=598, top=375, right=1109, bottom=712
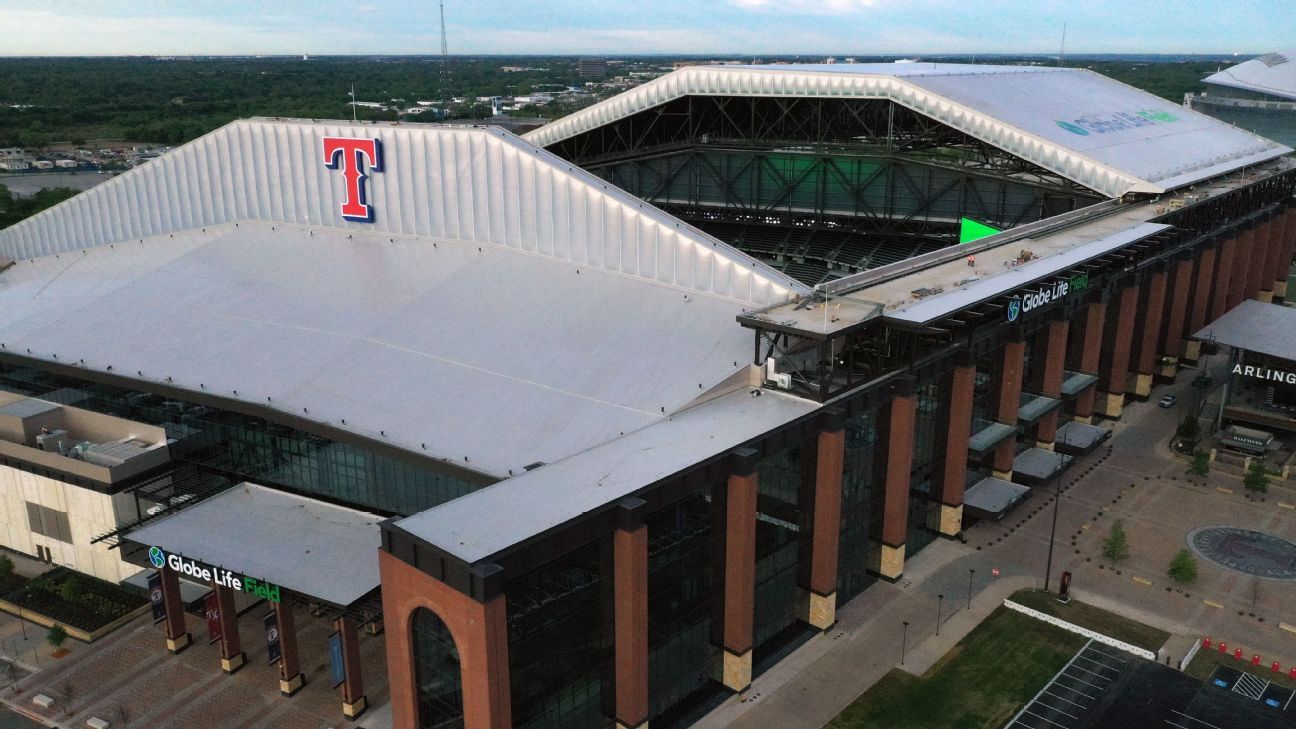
left=765, top=358, right=792, bottom=390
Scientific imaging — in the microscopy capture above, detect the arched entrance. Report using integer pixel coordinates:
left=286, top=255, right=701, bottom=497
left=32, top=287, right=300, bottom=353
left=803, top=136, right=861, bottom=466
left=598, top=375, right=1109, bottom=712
left=412, top=607, right=465, bottom=729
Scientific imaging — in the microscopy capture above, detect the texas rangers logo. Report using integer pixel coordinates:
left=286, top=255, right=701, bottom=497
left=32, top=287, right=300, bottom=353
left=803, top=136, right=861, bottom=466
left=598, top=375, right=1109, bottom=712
left=322, top=136, right=383, bottom=223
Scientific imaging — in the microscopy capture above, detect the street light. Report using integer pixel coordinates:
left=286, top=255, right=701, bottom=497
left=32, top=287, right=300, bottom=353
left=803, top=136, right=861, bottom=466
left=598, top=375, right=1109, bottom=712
left=901, top=621, right=909, bottom=665
left=936, top=594, right=944, bottom=636
left=967, top=569, right=976, bottom=610
left=1043, top=439, right=1068, bottom=594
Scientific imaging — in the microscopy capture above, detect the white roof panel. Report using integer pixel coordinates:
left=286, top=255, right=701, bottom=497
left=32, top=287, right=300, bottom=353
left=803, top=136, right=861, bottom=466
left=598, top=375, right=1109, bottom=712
left=524, top=63, right=1290, bottom=198
left=1204, top=51, right=1296, bottom=102
left=1194, top=299, right=1296, bottom=361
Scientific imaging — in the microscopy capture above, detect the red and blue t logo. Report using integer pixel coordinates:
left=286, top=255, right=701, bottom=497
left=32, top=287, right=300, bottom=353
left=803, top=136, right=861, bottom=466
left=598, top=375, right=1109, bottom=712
left=322, top=136, right=383, bottom=223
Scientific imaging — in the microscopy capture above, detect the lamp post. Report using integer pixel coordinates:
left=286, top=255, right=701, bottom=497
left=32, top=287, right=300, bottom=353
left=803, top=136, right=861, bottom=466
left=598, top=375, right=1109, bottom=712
left=901, top=621, right=909, bottom=665
left=967, top=569, right=976, bottom=610
left=936, top=594, right=944, bottom=636
left=1043, top=440, right=1067, bottom=593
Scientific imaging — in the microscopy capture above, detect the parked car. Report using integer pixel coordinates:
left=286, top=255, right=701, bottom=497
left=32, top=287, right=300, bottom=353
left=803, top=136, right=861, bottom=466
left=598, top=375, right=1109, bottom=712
left=1158, top=394, right=1177, bottom=408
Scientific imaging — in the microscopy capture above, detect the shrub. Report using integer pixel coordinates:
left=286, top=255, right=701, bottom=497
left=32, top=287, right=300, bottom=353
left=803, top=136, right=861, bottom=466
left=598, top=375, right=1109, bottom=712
left=1169, top=549, right=1199, bottom=585
left=1103, top=520, right=1130, bottom=562
left=46, top=625, right=67, bottom=649
left=1187, top=450, right=1210, bottom=478
left=58, top=576, right=83, bottom=604
left=0, top=555, right=14, bottom=580
left=1243, top=460, right=1271, bottom=493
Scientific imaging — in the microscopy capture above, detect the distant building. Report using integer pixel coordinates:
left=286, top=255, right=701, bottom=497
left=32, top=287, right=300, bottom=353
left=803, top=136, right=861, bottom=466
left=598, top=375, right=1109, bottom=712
left=1185, top=50, right=1296, bottom=147
left=0, top=160, right=31, bottom=171
left=31, top=160, right=54, bottom=170
left=54, top=159, right=77, bottom=169
left=578, top=58, right=607, bottom=80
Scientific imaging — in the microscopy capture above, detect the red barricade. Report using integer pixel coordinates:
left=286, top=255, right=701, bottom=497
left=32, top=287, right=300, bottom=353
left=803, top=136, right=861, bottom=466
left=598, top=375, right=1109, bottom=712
left=1251, top=654, right=1261, bottom=666
left=1203, top=637, right=1212, bottom=649
left=1234, top=648, right=1244, bottom=660
left=1273, top=661, right=1281, bottom=673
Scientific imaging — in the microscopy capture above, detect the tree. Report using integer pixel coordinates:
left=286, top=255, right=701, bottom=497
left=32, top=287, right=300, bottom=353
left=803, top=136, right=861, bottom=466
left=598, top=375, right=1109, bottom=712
left=1169, top=549, right=1199, bottom=585
left=46, top=625, right=68, bottom=650
left=1103, top=520, right=1130, bottom=562
left=1244, top=460, right=1271, bottom=492
left=1175, top=415, right=1201, bottom=444
left=0, top=555, right=14, bottom=580
left=1188, top=450, right=1210, bottom=478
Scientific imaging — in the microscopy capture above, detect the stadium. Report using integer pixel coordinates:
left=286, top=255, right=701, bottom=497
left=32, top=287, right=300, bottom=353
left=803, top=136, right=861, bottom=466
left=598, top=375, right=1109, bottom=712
left=0, top=61, right=1293, bottom=729
left=1186, top=50, right=1296, bottom=148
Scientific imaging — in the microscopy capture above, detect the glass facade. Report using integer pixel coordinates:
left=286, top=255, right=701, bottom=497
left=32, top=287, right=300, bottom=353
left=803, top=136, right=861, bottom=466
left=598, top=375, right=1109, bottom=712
left=645, top=490, right=719, bottom=723
left=906, top=383, right=941, bottom=556
left=0, top=364, right=477, bottom=516
left=752, top=440, right=806, bottom=662
left=411, top=608, right=465, bottom=729
left=505, top=542, right=612, bottom=729
left=838, top=404, right=880, bottom=604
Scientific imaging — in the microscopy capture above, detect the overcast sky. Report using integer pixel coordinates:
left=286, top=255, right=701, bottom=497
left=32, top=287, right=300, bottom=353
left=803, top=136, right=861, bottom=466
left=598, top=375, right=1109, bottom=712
left=1, top=0, right=1292, bottom=57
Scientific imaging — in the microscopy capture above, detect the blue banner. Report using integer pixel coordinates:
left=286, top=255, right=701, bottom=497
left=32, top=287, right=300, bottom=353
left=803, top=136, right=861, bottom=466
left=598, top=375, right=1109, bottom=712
left=148, top=571, right=166, bottom=624
left=328, top=631, right=345, bottom=687
left=265, top=611, right=282, bottom=666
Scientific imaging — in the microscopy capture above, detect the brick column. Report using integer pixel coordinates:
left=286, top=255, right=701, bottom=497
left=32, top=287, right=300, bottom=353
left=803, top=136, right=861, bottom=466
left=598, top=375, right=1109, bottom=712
left=1276, top=208, right=1296, bottom=301
left=801, top=419, right=844, bottom=630
left=380, top=551, right=511, bottom=729
left=1099, top=283, right=1139, bottom=419
left=276, top=600, right=305, bottom=696
left=1072, top=300, right=1105, bottom=423
left=879, top=380, right=916, bottom=581
left=1035, top=318, right=1069, bottom=448
left=1256, top=215, right=1279, bottom=302
left=1132, top=266, right=1168, bottom=398
left=1226, top=227, right=1252, bottom=311
left=991, top=338, right=1025, bottom=478
left=1160, top=257, right=1193, bottom=379
left=613, top=500, right=648, bottom=729
left=1184, top=243, right=1218, bottom=363
left=1211, top=233, right=1238, bottom=322
left=718, top=449, right=758, bottom=692
left=336, top=616, right=367, bottom=719
left=214, top=583, right=245, bottom=674
left=936, top=357, right=974, bottom=537
left=160, top=566, right=191, bottom=654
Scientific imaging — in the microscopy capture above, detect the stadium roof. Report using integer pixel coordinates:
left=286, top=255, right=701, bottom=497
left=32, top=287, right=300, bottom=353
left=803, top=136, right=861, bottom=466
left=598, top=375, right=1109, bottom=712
left=1194, top=299, right=1296, bottom=362
left=0, top=120, right=807, bottom=479
left=524, top=63, right=1290, bottom=199
left=1204, top=51, right=1296, bottom=102
left=396, top=386, right=817, bottom=563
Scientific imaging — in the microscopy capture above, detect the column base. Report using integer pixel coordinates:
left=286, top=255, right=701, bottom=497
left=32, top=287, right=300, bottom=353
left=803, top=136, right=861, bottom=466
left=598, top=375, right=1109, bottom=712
left=166, top=633, right=192, bottom=654
left=879, top=543, right=905, bottom=581
left=1035, top=440, right=1055, bottom=451
left=1072, top=415, right=1093, bottom=425
left=1273, top=279, right=1288, bottom=299
left=279, top=673, right=305, bottom=697
left=1258, top=290, right=1274, bottom=303
left=1158, top=363, right=1178, bottom=380
left=616, top=721, right=649, bottom=729
left=342, top=695, right=368, bottom=720
left=802, top=590, right=836, bottom=631
left=365, top=618, right=384, bottom=637
left=719, top=649, right=752, bottom=692
left=991, top=469, right=1013, bottom=481
left=1132, top=373, right=1153, bottom=398
left=1097, top=391, right=1125, bottom=419
left=220, top=652, right=247, bottom=674
left=1182, top=339, right=1202, bottom=364
left=937, top=503, right=963, bottom=538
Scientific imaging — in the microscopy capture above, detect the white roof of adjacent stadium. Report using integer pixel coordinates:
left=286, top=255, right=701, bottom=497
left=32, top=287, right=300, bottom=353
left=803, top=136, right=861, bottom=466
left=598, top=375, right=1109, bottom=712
left=128, top=483, right=383, bottom=606
left=1204, top=51, right=1296, bottom=103
left=397, top=386, right=817, bottom=563
left=524, top=63, right=1290, bottom=199
left=0, top=119, right=806, bottom=479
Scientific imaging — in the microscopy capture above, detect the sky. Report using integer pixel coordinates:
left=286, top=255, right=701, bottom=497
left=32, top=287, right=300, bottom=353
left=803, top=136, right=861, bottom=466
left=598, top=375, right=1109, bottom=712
left=0, top=0, right=1293, bottom=57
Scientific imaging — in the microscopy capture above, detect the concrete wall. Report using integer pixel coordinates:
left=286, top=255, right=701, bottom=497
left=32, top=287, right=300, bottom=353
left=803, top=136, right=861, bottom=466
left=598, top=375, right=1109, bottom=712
left=0, top=464, right=143, bottom=583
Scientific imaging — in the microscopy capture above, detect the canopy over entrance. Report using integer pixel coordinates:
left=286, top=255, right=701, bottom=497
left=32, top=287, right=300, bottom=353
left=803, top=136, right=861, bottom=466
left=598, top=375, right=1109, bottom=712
left=127, top=483, right=383, bottom=607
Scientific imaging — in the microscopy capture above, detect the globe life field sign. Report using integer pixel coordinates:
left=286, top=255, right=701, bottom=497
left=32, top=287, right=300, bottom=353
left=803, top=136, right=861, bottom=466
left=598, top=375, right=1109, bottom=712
left=149, top=546, right=282, bottom=603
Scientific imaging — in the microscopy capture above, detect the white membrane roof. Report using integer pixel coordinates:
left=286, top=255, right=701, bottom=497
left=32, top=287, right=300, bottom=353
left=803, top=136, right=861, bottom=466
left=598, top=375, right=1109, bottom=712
left=127, top=483, right=382, bottom=606
left=0, top=222, right=778, bottom=478
left=397, top=387, right=818, bottom=563
left=1204, top=51, right=1296, bottom=102
left=524, top=63, right=1290, bottom=198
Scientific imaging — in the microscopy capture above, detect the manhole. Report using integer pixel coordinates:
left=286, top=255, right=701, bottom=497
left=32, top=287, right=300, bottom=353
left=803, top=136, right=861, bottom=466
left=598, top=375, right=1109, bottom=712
left=1187, top=525, right=1296, bottom=580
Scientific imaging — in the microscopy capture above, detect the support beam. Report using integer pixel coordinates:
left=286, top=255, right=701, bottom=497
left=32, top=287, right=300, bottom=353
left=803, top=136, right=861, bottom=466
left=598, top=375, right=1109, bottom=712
left=1185, top=244, right=1218, bottom=363
left=336, top=616, right=367, bottom=720
left=276, top=600, right=305, bottom=697
left=1099, top=283, right=1138, bottom=419
left=879, top=380, right=916, bottom=581
left=379, top=551, right=512, bottom=729
left=1250, top=216, right=1274, bottom=301
left=1211, top=234, right=1238, bottom=323
left=936, top=358, right=974, bottom=537
left=1276, top=208, right=1296, bottom=301
left=802, top=420, right=844, bottom=630
left=1257, top=215, right=1279, bottom=302
left=214, top=583, right=245, bottom=674
left=1035, top=318, right=1069, bottom=447
left=613, top=502, right=649, bottom=729
left=1160, top=258, right=1193, bottom=379
left=1226, top=227, right=1252, bottom=311
left=1132, top=267, right=1167, bottom=398
left=160, top=567, right=191, bottom=654
left=718, top=450, right=758, bottom=692
left=992, top=337, right=1025, bottom=477
left=1072, top=300, right=1105, bottom=423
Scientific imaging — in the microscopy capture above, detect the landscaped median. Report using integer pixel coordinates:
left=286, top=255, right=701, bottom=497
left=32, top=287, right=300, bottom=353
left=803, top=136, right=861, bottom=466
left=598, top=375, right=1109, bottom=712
left=0, top=567, right=147, bottom=642
left=1006, top=588, right=1170, bottom=652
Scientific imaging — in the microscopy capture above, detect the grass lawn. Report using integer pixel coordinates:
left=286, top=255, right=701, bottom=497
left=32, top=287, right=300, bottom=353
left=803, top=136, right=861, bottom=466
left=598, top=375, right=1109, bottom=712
left=825, top=607, right=1085, bottom=729
left=1185, top=646, right=1296, bottom=692
left=1009, top=589, right=1170, bottom=652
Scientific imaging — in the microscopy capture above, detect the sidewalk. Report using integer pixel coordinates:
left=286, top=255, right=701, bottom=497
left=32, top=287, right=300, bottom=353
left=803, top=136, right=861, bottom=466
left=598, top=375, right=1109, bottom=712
left=691, top=539, right=1036, bottom=729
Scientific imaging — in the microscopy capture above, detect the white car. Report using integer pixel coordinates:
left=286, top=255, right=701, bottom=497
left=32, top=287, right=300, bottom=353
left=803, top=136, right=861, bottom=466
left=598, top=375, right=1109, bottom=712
left=1158, top=394, right=1177, bottom=408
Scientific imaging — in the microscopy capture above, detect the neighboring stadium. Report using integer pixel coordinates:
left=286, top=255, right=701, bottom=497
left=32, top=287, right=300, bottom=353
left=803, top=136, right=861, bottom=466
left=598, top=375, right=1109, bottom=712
left=0, top=61, right=1293, bottom=729
left=1186, top=50, right=1296, bottom=148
